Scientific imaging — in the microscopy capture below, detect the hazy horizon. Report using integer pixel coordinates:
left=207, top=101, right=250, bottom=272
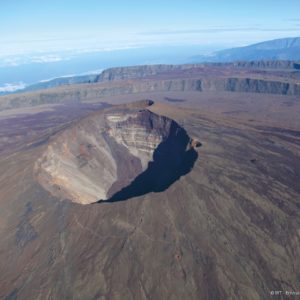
left=2, top=0, right=300, bottom=57
left=1, top=0, right=300, bottom=92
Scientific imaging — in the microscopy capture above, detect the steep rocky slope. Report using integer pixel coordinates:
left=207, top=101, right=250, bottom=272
left=1, top=62, right=299, bottom=111
left=95, top=61, right=300, bottom=83
left=3, top=60, right=299, bottom=97
left=34, top=101, right=196, bottom=204
left=0, top=77, right=299, bottom=112
left=95, top=64, right=201, bottom=82
left=230, top=60, right=300, bottom=69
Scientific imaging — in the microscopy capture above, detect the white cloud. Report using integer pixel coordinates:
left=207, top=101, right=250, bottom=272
left=1, top=57, right=23, bottom=67
left=29, top=54, right=64, bottom=63
left=0, top=45, right=142, bottom=68
left=0, top=54, right=67, bottom=67
left=0, top=82, right=26, bottom=93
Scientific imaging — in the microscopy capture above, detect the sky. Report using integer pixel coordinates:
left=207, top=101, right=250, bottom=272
left=1, top=0, right=300, bottom=58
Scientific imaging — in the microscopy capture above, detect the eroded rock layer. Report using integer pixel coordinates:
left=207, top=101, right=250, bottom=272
left=34, top=101, right=193, bottom=204
left=1, top=62, right=300, bottom=111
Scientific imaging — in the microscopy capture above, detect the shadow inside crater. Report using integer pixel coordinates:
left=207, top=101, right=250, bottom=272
left=96, top=122, right=198, bottom=203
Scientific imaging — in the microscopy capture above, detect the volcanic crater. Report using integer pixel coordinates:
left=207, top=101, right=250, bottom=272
left=34, top=100, right=198, bottom=204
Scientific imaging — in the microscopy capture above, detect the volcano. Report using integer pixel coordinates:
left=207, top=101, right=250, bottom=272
left=0, top=64, right=299, bottom=300
left=34, top=100, right=198, bottom=204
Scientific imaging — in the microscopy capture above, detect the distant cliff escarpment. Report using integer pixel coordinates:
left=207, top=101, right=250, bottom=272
left=0, top=62, right=299, bottom=111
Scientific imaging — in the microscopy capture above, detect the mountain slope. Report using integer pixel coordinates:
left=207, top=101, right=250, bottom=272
left=192, top=37, right=300, bottom=62
left=0, top=96, right=300, bottom=299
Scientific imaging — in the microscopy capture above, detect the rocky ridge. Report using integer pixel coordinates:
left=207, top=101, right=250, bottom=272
left=1, top=76, right=299, bottom=112
left=1, top=62, right=300, bottom=111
